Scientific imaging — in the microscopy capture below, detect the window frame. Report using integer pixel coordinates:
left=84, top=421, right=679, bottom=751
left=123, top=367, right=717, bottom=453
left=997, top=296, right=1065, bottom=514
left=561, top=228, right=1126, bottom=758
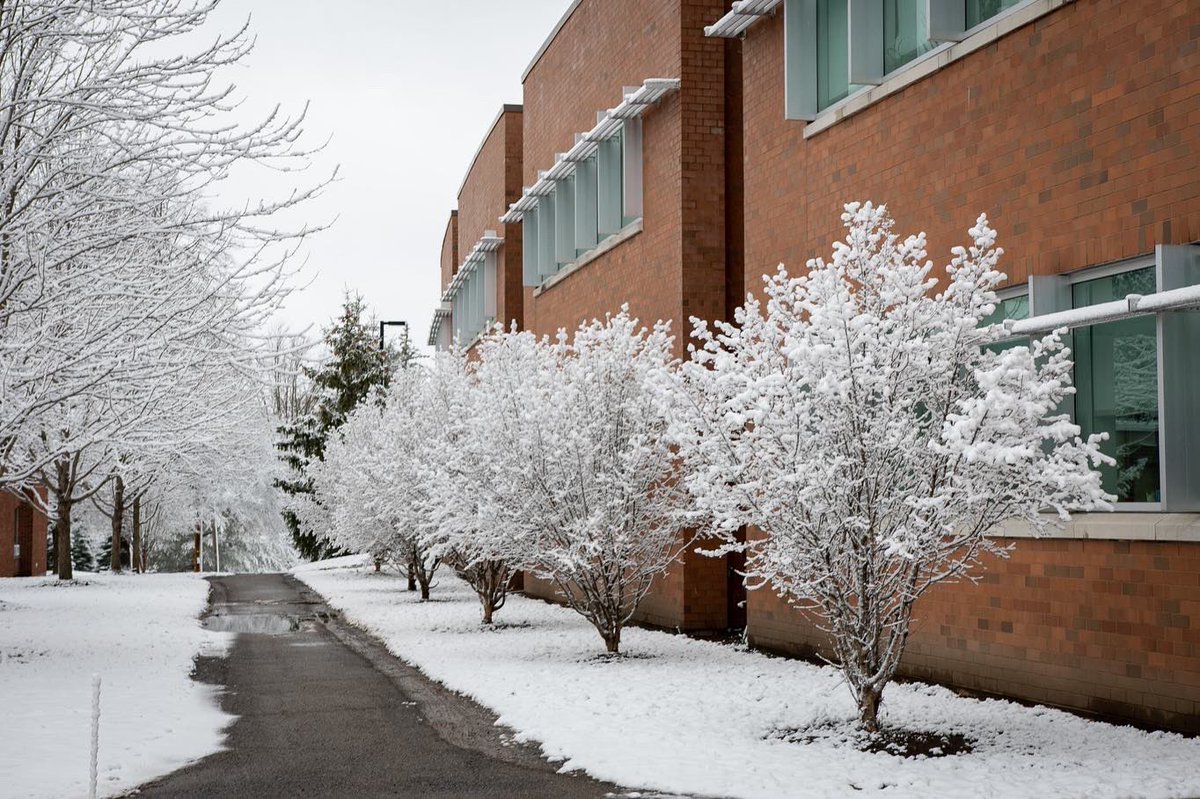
left=785, top=0, right=1044, bottom=121
left=1069, top=263, right=1161, bottom=509
left=1005, top=247, right=1200, bottom=512
left=521, top=119, right=644, bottom=289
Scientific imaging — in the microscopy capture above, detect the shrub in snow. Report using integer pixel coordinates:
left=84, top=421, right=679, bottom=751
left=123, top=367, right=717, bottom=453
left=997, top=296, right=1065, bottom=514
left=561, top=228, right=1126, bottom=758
left=676, top=202, right=1112, bottom=731
left=309, top=366, right=441, bottom=599
left=423, top=350, right=519, bottom=624
left=474, top=311, right=691, bottom=653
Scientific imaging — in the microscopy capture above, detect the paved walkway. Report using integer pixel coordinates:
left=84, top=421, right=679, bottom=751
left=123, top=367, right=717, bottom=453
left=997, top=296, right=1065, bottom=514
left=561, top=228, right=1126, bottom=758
left=136, top=573, right=621, bottom=798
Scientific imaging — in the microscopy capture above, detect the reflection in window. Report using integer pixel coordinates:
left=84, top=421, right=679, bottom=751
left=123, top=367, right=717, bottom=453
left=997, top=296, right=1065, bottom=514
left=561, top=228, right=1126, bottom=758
left=1072, top=267, right=1160, bottom=503
left=884, top=0, right=936, bottom=74
left=816, top=0, right=852, bottom=110
left=966, top=0, right=1024, bottom=29
left=981, top=293, right=1028, bottom=354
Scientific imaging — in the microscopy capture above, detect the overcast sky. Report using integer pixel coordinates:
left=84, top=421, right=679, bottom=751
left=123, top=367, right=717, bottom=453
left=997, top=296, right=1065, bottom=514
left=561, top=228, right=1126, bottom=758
left=204, top=0, right=573, bottom=349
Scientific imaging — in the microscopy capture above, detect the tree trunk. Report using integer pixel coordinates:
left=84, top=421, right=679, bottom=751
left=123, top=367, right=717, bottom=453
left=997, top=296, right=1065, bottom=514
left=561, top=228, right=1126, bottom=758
left=858, top=685, right=883, bottom=733
left=110, top=476, right=124, bottom=573
left=406, top=560, right=416, bottom=591
left=54, top=458, right=73, bottom=581
left=54, top=497, right=73, bottom=581
left=212, top=517, right=220, bottom=572
left=131, top=496, right=142, bottom=573
left=602, top=626, right=621, bottom=654
left=481, top=600, right=494, bottom=625
left=419, top=578, right=431, bottom=601
left=192, top=521, right=202, bottom=572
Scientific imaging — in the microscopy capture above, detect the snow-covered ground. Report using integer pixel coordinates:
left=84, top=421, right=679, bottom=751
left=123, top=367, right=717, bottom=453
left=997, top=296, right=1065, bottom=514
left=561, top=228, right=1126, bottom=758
left=0, top=572, right=232, bottom=799
left=297, top=555, right=1200, bottom=799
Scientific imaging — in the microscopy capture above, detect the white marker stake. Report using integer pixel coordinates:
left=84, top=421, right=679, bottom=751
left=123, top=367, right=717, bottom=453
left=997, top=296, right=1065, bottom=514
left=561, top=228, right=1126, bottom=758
left=90, top=674, right=101, bottom=799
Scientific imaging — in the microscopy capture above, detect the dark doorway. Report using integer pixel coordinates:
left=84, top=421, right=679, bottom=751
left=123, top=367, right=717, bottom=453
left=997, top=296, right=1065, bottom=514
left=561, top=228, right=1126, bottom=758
left=726, top=526, right=747, bottom=630
left=15, top=501, right=34, bottom=576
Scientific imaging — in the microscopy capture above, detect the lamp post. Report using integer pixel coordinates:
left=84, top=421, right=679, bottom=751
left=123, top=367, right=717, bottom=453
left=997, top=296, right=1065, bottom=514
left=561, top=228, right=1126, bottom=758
left=379, top=320, right=407, bottom=350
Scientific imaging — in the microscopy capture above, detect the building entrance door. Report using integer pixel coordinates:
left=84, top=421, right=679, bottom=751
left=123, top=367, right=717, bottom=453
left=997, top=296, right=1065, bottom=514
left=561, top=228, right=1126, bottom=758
left=726, top=526, right=747, bottom=630
left=15, top=502, right=34, bottom=576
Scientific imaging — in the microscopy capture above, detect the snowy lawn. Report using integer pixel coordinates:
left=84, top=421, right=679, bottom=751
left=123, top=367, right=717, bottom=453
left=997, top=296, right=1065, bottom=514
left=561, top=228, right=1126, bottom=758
left=0, top=572, right=232, bottom=799
left=297, top=555, right=1200, bottom=799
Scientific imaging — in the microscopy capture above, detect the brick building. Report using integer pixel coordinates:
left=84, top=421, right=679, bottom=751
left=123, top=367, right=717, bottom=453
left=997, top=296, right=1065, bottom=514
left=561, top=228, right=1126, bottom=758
left=705, top=0, right=1200, bottom=732
left=425, top=0, right=1200, bottom=731
left=507, top=0, right=744, bottom=631
left=429, top=0, right=745, bottom=632
left=428, top=105, right=526, bottom=351
left=0, top=489, right=47, bottom=578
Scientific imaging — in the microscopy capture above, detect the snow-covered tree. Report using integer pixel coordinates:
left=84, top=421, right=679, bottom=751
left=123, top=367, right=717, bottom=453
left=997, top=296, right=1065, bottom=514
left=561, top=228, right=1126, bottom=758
left=676, top=202, right=1112, bottom=731
left=278, top=294, right=400, bottom=561
left=475, top=311, right=691, bottom=653
left=423, top=350, right=518, bottom=624
left=0, top=1, right=327, bottom=579
left=266, top=327, right=319, bottom=424
left=308, top=363, right=442, bottom=598
left=0, top=1, right=324, bottom=486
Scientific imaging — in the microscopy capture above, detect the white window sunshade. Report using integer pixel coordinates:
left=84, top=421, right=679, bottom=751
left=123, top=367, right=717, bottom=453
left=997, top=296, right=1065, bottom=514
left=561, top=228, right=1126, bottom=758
left=441, top=233, right=504, bottom=304
left=426, top=304, right=451, bottom=347
left=705, top=0, right=781, bottom=38
left=499, top=78, right=680, bottom=225
left=429, top=232, right=503, bottom=348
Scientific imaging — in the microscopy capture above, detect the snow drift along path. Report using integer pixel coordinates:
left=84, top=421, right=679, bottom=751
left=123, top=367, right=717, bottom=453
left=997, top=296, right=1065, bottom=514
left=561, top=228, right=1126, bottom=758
left=0, top=572, right=232, bottom=799
left=297, top=555, right=1200, bottom=799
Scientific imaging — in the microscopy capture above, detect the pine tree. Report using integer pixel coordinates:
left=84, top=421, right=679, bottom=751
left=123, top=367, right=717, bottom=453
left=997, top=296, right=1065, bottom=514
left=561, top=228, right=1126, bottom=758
left=277, top=293, right=403, bottom=560
left=97, top=531, right=129, bottom=571
left=71, top=532, right=95, bottom=573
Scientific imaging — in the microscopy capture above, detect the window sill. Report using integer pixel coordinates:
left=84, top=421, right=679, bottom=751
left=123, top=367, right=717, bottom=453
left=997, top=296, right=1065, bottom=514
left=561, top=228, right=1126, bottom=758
left=994, top=512, right=1200, bottom=543
left=533, top=219, right=644, bottom=297
left=802, top=0, right=1075, bottom=140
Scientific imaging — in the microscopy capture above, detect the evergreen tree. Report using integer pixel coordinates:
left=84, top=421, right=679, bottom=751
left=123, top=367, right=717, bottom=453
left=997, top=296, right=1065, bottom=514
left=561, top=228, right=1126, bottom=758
left=71, top=531, right=95, bottom=573
left=277, top=293, right=403, bottom=560
left=97, top=532, right=130, bottom=571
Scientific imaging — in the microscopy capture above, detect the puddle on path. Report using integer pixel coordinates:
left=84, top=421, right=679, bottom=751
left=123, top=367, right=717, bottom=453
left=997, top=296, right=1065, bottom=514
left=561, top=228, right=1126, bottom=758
left=204, top=613, right=302, bottom=635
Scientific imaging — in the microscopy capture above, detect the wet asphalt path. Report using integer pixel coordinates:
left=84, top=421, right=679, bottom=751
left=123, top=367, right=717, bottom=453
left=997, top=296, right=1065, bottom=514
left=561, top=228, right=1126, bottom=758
left=135, top=573, right=622, bottom=799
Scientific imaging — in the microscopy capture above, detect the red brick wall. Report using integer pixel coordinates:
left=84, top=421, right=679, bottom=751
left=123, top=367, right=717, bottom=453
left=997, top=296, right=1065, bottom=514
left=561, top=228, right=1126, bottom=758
left=0, top=490, right=47, bottom=578
left=724, top=36, right=745, bottom=322
left=439, top=211, right=458, bottom=295
left=457, top=106, right=525, bottom=333
left=521, top=536, right=730, bottom=633
left=522, top=0, right=739, bottom=346
left=522, top=0, right=683, bottom=341
left=748, top=537, right=1200, bottom=733
left=458, top=109, right=514, bottom=262
left=502, top=111, right=525, bottom=332
left=740, top=0, right=1200, bottom=296
left=0, top=491, right=15, bottom=577
left=731, top=0, right=1200, bottom=731
left=518, top=0, right=735, bottom=630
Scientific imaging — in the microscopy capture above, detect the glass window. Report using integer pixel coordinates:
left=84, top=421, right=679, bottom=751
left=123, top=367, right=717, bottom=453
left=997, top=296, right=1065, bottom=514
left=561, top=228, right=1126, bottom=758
left=884, top=0, right=936, bottom=74
left=1072, top=267, right=1160, bottom=503
left=817, top=0, right=852, bottom=110
left=597, top=129, right=623, bottom=236
left=982, top=293, right=1029, bottom=354
left=966, top=0, right=1024, bottom=29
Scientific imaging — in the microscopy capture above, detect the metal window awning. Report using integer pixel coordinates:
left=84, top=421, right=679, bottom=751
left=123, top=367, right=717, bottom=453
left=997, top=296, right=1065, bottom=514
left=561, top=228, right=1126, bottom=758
left=427, top=304, right=451, bottom=347
left=499, top=78, right=680, bottom=225
left=704, top=0, right=781, bottom=39
left=441, top=232, right=504, bottom=303
left=996, top=283, right=1200, bottom=339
